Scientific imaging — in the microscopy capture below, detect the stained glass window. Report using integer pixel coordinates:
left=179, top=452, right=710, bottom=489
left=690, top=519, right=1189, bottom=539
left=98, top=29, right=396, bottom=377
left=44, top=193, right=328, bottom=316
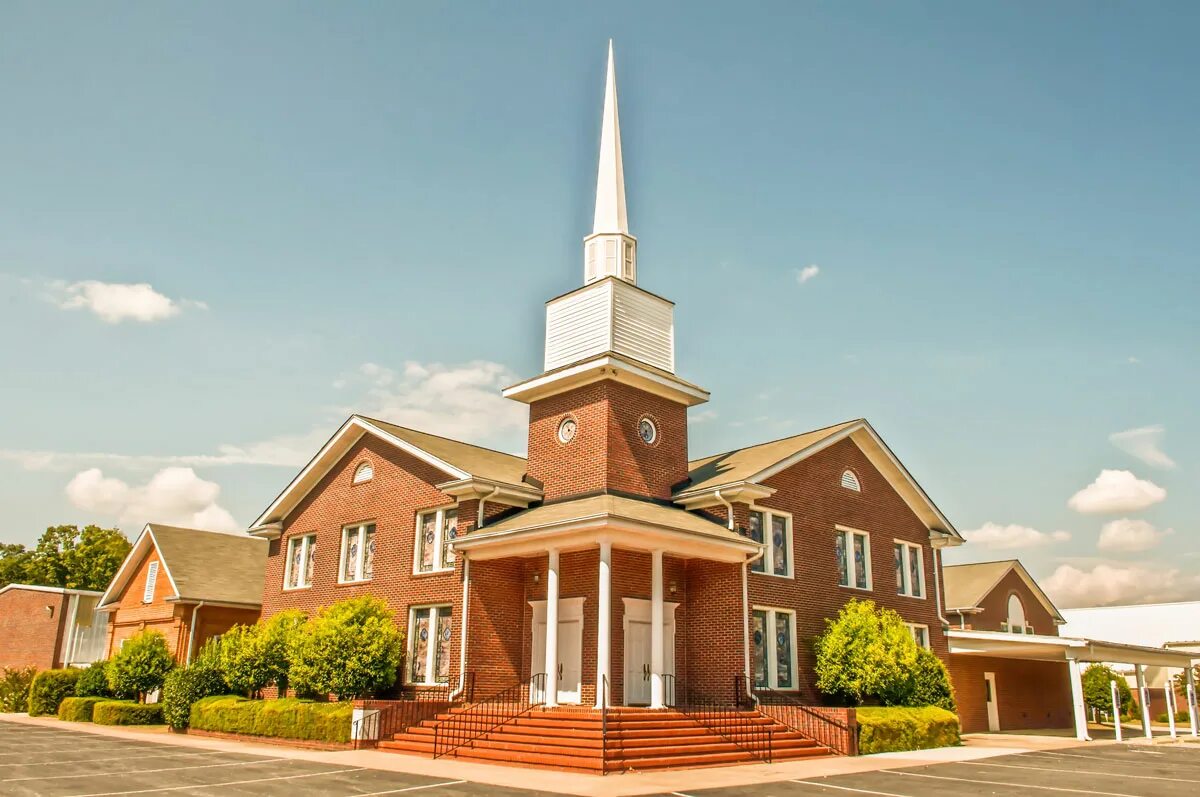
left=894, top=543, right=906, bottom=595
left=836, top=529, right=870, bottom=589
left=908, top=548, right=922, bottom=598
left=894, top=541, right=924, bottom=598
left=289, top=539, right=303, bottom=589
left=364, top=528, right=376, bottom=580
left=409, top=611, right=430, bottom=684
left=752, top=610, right=768, bottom=688
left=343, top=531, right=358, bottom=582
left=340, top=523, right=376, bottom=582
left=775, top=612, right=793, bottom=688
left=835, top=532, right=848, bottom=587
left=409, top=605, right=453, bottom=685
left=440, top=510, right=457, bottom=569
left=418, top=512, right=438, bottom=572
left=907, top=624, right=930, bottom=649
left=434, top=607, right=452, bottom=684
left=752, top=607, right=796, bottom=690
left=771, top=515, right=789, bottom=576
left=417, top=508, right=455, bottom=573
left=748, top=512, right=765, bottom=573
left=285, top=534, right=315, bottom=589
left=853, top=533, right=867, bottom=589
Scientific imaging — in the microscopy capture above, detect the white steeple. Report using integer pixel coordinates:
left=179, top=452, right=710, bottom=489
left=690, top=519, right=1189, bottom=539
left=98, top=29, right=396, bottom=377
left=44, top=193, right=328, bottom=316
left=584, top=40, right=637, bottom=285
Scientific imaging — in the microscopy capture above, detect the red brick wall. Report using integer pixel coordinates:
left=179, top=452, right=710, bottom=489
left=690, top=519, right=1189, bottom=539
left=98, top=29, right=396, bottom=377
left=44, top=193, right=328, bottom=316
left=948, top=655, right=1073, bottom=733
left=0, top=588, right=70, bottom=670
left=964, top=570, right=1059, bottom=636
left=526, top=381, right=688, bottom=501
left=108, top=547, right=189, bottom=659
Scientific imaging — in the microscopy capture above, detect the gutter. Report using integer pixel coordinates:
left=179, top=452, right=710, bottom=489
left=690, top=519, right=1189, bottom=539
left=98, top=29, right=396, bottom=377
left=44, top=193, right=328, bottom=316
left=929, top=533, right=953, bottom=632
left=186, top=602, right=207, bottom=665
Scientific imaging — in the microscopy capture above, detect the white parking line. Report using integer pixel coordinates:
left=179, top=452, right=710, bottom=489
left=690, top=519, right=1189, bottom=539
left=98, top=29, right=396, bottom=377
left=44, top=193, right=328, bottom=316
left=65, top=767, right=365, bottom=797
left=0, top=750, right=231, bottom=768
left=789, top=780, right=909, bottom=796
left=889, top=770, right=1141, bottom=796
left=962, top=759, right=1200, bottom=783
left=1, top=757, right=287, bottom=782
left=347, top=782, right=470, bottom=796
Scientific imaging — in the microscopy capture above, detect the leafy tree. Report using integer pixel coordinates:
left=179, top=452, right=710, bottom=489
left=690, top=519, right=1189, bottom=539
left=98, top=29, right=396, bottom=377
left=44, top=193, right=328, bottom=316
left=0, top=544, right=34, bottom=589
left=108, top=630, right=174, bottom=702
left=1082, top=663, right=1133, bottom=716
left=15, top=525, right=131, bottom=590
left=815, top=600, right=922, bottom=706
left=67, top=526, right=132, bottom=590
left=290, top=596, right=402, bottom=700
left=162, top=650, right=227, bottom=731
left=219, top=625, right=272, bottom=697
left=908, top=648, right=956, bottom=711
left=75, top=660, right=113, bottom=698
left=260, top=609, right=307, bottom=696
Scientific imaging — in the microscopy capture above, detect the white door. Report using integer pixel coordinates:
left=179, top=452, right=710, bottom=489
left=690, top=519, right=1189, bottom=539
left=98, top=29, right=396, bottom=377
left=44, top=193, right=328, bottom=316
left=529, top=598, right=585, bottom=705
left=621, top=597, right=678, bottom=706
left=984, top=672, right=1000, bottom=732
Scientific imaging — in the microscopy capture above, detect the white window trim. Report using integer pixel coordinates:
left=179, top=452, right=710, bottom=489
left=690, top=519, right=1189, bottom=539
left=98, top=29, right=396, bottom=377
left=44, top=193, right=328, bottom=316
left=282, top=533, right=316, bottom=591
left=338, top=523, right=375, bottom=584
left=906, top=622, right=931, bottom=649
left=835, top=525, right=873, bottom=591
left=748, top=507, right=794, bottom=579
left=406, top=604, right=452, bottom=687
left=752, top=605, right=799, bottom=692
left=413, top=506, right=457, bottom=575
left=893, top=540, right=926, bottom=599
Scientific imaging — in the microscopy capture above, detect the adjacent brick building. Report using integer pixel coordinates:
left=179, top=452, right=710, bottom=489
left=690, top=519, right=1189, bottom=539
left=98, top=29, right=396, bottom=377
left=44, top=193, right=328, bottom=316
left=0, top=584, right=108, bottom=670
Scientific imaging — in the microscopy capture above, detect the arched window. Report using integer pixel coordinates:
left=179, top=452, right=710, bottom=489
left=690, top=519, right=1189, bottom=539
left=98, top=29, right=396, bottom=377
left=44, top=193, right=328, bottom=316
left=353, top=461, right=374, bottom=484
left=840, top=469, right=861, bottom=492
left=1007, top=594, right=1027, bottom=634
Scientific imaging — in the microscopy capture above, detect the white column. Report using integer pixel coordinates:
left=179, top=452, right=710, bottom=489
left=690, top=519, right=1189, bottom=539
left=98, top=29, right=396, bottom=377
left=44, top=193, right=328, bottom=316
left=1187, top=667, right=1198, bottom=738
left=1166, top=682, right=1178, bottom=739
left=1111, top=680, right=1123, bottom=742
left=650, top=549, right=665, bottom=709
left=1136, top=664, right=1152, bottom=739
left=1067, top=658, right=1091, bottom=741
left=595, top=542, right=612, bottom=709
left=544, top=548, right=560, bottom=709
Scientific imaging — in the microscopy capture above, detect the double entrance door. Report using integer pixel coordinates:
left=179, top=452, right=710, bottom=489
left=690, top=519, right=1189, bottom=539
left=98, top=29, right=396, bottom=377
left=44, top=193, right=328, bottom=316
left=530, top=597, right=584, bottom=705
left=622, top=597, right=678, bottom=706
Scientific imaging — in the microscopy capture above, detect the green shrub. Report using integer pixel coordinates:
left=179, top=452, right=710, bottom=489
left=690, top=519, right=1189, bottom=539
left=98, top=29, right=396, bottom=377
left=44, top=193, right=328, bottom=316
left=219, top=624, right=271, bottom=697
left=28, top=669, right=80, bottom=716
left=1156, top=710, right=1191, bottom=723
left=908, top=648, right=956, bottom=712
left=162, top=662, right=228, bottom=730
left=189, top=696, right=353, bottom=743
left=108, top=631, right=174, bottom=701
left=290, top=597, right=402, bottom=700
left=57, top=696, right=107, bottom=722
left=815, top=599, right=923, bottom=706
left=74, top=661, right=113, bottom=698
left=857, top=706, right=961, bottom=754
left=0, top=666, right=36, bottom=712
left=93, top=700, right=164, bottom=726
left=1082, top=664, right=1133, bottom=715
left=260, top=609, right=307, bottom=695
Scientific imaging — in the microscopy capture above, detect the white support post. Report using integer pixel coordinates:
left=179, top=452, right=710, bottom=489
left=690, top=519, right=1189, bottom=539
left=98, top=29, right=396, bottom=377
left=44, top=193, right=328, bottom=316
left=595, top=542, right=611, bottom=709
left=1136, top=665, right=1152, bottom=739
left=544, top=548, right=560, bottom=709
left=1166, top=683, right=1178, bottom=739
left=650, top=549, right=665, bottom=710
left=1111, top=680, right=1123, bottom=742
left=1067, top=658, right=1091, bottom=742
left=1187, top=668, right=1198, bottom=738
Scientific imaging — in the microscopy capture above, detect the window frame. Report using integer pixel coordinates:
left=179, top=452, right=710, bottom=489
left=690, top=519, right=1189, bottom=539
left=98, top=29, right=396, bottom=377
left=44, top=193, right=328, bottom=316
left=751, top=605, right=799, bottom=691
left=282, top=533, right=317, bottom=591
left=906, top=622, right=931, bottom=649
left=747, top=507, right=794, bottom=579
left=338, top=522, right=376, bottom=584
left=413, top=506, right=458, bottom=575
left=406, top=604, right=453, bottom=687
left=835, top=525, right=873, bottom=591
left=893, top=540, right=926, bottom=599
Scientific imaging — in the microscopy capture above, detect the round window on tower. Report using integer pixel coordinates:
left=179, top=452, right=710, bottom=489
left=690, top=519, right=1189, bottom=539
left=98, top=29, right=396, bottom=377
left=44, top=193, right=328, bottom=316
left=637, top=416, right=658, bottom=446
left=557, top=416, right=578, bottom=444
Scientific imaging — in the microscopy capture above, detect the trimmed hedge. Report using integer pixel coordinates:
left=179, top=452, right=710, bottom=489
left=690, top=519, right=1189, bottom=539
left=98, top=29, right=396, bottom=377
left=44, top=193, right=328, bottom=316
left=29, top=669, right=80, bottom=716
left=857, top=706, right=961, bottom=754
left=93, top=700, right=165, bottom=726
left=189, top=696, right=353, bottom=744
left=162, top=664, right=227, bottom=730
left=58, top=696, right=107, bottom=722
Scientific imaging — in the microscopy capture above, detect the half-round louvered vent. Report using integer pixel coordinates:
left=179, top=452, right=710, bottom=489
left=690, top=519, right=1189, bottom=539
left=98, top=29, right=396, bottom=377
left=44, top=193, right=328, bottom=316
left=353, top=461, right=374, bottom=484
left=840, top=469, right=861, bottom=492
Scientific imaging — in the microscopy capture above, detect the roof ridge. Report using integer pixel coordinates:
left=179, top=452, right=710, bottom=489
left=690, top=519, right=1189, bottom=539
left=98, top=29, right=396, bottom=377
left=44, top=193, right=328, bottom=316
left=356, top=414, right=528, bottom=462
left=148, top=523, right=259, bottom=539
left=688, top=417, right=864, bottom=464
left=944, top=559, right=1019, bottom=569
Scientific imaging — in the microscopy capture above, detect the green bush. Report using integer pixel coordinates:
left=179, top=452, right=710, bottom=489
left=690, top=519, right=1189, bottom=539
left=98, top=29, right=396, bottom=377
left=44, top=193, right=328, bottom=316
left=290, top=596, right=402, bottom=700
left=857, top=706, right=961, bottom=754
left=0, top=666, right=36, bottom=712
left=1082, top=664, right=1133, bottom=715
left=74, top=661, right=113, bottom=698
left=189, top=696, right=353, bottom=743
left=219, top=624, right=271, bottom=697
left=108, top=631, right=174, bottom=701
left=28, top=669, right=80, bottom=716
left=93, top=700, right=165, bottom=726
left=57, top=696, right=107, bottom=722
left=1156, top=710, right=1191, bottom=723
left=162, top=661, right=228, bottom=730
left=260, top=609, right=307, bottom=695
left=908, top=648, right=956, bottom=712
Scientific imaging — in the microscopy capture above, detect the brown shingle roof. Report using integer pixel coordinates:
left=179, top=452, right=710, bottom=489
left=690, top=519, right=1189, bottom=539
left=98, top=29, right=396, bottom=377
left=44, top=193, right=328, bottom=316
left=359, top=416, right=528, bottom=486
left=942, top=560, right=1016, bottom=610
left=148, top=524, right=267, bottom=606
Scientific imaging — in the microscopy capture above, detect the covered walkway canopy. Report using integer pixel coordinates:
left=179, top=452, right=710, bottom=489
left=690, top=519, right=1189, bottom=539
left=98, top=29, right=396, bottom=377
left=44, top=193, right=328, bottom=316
left=948, top=629, right=1199, bottom=741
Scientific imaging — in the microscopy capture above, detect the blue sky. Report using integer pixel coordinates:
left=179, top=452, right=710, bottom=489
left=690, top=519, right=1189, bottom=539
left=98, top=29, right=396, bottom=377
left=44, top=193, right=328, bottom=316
left=1, top=2, right=1196, bottom=607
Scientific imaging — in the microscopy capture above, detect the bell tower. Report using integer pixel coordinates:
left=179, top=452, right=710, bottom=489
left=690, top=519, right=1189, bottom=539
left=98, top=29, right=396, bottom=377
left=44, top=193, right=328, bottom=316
left=504, top=42, right=709, bottom=502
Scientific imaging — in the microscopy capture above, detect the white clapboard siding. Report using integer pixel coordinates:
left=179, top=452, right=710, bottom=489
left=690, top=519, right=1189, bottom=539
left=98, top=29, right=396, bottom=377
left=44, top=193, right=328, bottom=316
left=544, top=278, right=674, bottom=373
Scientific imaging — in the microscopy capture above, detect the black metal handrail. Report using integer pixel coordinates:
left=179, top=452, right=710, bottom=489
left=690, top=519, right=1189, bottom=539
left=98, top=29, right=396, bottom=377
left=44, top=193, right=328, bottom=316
left=351, top=674, right=476, bottom=750
left=670, top=675, right=772, bottom=764
left=752, top=684, right=857, bottom=755
left=432, top=673, right=547, bottom=759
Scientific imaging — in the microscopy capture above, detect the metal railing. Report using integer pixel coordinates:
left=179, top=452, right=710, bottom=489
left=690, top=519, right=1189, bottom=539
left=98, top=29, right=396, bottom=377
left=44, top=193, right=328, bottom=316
left=669, top=675, right=773, bottom=763
left=352, top=675, right=476, bottom=750
left=751, top=684, right=857, bottom=755
left=432, top=673, right=547, bottom=759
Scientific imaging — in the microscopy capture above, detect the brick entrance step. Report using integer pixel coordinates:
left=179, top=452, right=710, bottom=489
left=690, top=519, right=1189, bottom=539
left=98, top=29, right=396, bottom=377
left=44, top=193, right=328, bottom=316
left=377, top=705, right=832, bottom=772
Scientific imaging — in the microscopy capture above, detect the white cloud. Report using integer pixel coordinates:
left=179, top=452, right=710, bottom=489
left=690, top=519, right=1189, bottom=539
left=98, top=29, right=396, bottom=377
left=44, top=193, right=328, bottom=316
left=48, top=280, right=205, bottom=323
left=1109, top=425, right=1175, bottom=469
left=65, top=467, right=239, bottom=532
left=1097, top=518, right=1173, bottom=553
left=962, top=522, right=1070, bottom=550
left=1043, top=563, right=1200, bottom=608
left=1067, top=469, right=1166, bottom=515
left=688, top=409, right=718, bottom=425
left=796, top=265, right=820, bottom=285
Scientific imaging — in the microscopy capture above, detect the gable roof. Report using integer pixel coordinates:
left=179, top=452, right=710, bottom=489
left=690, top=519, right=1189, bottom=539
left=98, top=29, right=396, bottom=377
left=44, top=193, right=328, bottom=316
left=943, top=559, right=1065, bottom=623
left=98, top=524, right=266, bottom=609
left=678, top=418, right=961, bottom=539
left=251, top=415, right=532, bottom=530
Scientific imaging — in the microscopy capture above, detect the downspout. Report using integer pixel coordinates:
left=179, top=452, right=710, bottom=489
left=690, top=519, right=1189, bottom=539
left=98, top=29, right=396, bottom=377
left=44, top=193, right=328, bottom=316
left=930, top=537, right=952, bottom=631
left=186, top=602, right=206, bottom=665
left=719, top=489, right=765, bottom=703
left=450, top=485, right=497, bottom=702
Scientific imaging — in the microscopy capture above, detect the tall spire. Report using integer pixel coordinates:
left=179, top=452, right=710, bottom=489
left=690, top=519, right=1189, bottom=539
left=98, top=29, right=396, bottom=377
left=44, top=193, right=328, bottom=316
left=593, top=39, right=628, bottom=235
left=584, top=40, right=637, bottom=285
